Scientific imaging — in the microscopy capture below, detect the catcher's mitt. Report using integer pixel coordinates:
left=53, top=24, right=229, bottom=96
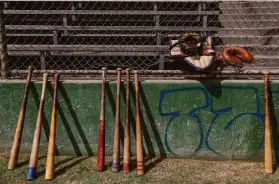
left=222, top=46, right=254, bottom=67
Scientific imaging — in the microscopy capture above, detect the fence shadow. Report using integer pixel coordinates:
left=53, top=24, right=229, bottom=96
left=269, top=84, right=279, bottom=171
left=130, top=80, right=167, bottom=173
left=36, top=156, right=90, bottom=179
left=138, top=83, right=167, bottom=157
left=105, top=82, right=125, bottom=148
left=58, top=83, right=94, bottom=156
left=120, top=81, right=137, bottom=171
left=47, top=81, right=82, bottom=156
left=30, top=83, right=60, bottom=156
left=54, top=156, right=90, bottom=178
left=16, top=156, right=46, bottom=169
left=130, top=82, right=154, bottom=157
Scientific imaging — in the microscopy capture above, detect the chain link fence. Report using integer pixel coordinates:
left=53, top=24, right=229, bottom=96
left=0, top=0, right=279, bottom=79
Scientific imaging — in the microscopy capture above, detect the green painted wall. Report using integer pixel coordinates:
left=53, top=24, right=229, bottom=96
left=1, top=80, right=279, bottom=161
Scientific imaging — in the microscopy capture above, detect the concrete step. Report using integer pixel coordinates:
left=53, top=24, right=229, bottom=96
left=219, top=14, right=279, bottom=21
left=244, top=57, right=279, bottom=68
left=219, top=20, right=279, bottom=28
left=215, top=35, right=279, bottom=45
left=219, top=1, right=279, bottom=9
left=216, top=45, right=279, bottom=56
left=218, top=28, right=279, bottom=36
left=219, top=7, right=279, bottom=14
left=238, top=56, right=279, bottom=68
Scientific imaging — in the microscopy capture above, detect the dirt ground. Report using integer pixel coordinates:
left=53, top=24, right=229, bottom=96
left=0, top=153, right=279, bottom=184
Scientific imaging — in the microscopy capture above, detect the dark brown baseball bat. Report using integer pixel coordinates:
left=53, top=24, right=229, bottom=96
left=27, top=72, right=48, bottom=180
left=112, top=68, right=122, bottom=172
left=45, top=73, right=59, bottom=180
left=134, top=70, right=144, bottom=175
left=97, top=67, right=107, bottom=172
left=264, top=72, right=273, bottom=174
left=123, top=68, right=131, bottom=173
left=8, top=65, right=33, bottom=169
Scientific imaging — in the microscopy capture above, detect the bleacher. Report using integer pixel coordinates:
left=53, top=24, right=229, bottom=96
left=1, top=1, right=279, bottom=75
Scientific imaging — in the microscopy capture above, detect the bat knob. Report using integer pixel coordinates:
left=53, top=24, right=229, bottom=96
left=126, top=68, right=131, bottom=71
left=117, top=67, right=122, bottom=71
left=27, top=167, right=37, bottom=180
left=263, top=71, right=270, bottom=75
left=101, top=67, right=107, bottom=71
left=28, top=65, right=33, bottom=71
left=43, top=72, right=48, bottom=80
left=111, top=161, right=120, bottom=172
left=123, top=163, right=130, bottom=173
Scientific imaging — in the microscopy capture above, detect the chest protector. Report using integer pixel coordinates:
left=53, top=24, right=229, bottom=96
left=169, top=32, right=216, bottom=71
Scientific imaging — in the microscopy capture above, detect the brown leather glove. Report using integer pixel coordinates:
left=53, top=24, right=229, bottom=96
left=222, top=46, right=254, bottom=67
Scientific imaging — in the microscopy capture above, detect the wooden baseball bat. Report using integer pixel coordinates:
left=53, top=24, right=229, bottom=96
left=264, top=72, right=273, bottom=174
left=97, top=67, right=107, bottom=172
left=112, top=67, right=122, bottom=172
left=45, top=73, right=59, bottom=180
left=123, top=68, right=131, bottom=173
left=27, top=73, right=48, bottom=180
left=8, top=65, right=33, bottom=169
left=134, top=70, right=144, bottom=175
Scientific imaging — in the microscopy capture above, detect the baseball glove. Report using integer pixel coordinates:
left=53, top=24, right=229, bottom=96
left=222, top=46, right=254, bottom=67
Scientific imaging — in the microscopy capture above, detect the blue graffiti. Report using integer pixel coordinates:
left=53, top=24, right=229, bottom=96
left=159, top=85, right=265, bottom=157
left=159, top=87, right=210, bottom=156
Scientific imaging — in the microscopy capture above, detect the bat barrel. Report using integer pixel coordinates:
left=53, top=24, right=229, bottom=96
left=27, top=72, right=48, bottom=180
left=112, top=67, right=122, bottom=172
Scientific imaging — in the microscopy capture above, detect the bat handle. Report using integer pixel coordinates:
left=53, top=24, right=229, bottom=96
left=26, top=65, right=33, bottom=82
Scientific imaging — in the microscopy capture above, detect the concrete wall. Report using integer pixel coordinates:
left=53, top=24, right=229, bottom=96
left=1, top=79, right=279, bottom=161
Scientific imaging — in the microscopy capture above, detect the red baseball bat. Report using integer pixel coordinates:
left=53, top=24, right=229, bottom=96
left=8, top=65, right=33, bottom=169
left=97, top=67, right=107, bottom=172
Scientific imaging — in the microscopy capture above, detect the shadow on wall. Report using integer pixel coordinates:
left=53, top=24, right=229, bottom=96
left=269, top=83, right=279, bottom=170
left=106, top=79, right=168, bottom=158
left=24, top=80, right=279, bottom=166
left=30, top=83, right=60, bottom=156
left=29, top=80, right=168, bottom=173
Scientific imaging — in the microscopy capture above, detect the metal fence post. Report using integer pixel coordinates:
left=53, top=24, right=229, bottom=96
left=154, top=3, right=164, bottom=70
left=0, top=2, right=7, bottom=79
